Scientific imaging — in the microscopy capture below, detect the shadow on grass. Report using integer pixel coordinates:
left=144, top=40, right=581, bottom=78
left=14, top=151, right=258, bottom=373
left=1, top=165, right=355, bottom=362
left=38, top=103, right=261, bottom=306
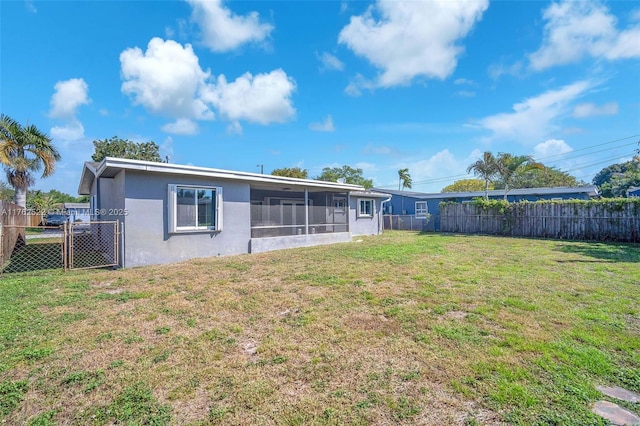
left=554, top=242, right=640, bottom=263
left=2, top=240, right=63, bottom=273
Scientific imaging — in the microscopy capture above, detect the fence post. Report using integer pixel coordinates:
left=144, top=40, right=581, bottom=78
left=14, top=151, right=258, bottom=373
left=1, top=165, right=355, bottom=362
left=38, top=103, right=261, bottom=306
left=0, top=223, right=3, bottom=268
left=63, top=221, right=68, bottom=271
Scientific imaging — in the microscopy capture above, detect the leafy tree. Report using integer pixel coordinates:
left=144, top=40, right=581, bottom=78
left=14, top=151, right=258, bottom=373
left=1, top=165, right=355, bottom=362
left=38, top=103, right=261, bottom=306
left=466, top=151, right=498, bottom=200
left=592, top=161, right=633, bottom=187
left=398, top=168, right=412, bottom=191
left=608, top=164, right=640, bottom=197
left=92, top=136, right=163, bottom=162
left=316, top=165, right=373, bottom=189
left=0, top=114, right=61, bottom=207
left=592, top=160, right=636, bottom=197
left=0, top=180, right=13, bottom=201
left=595, top=159, right=640, bottom=197
left=494, top=153, right=542, bottom=200
left=505, top=165, right=581, bottom=189
left=271, top=167, right=308, bottom=179
left=441, top=179, right=490, bottom=193
left=26, top=189, right=86, bottom=211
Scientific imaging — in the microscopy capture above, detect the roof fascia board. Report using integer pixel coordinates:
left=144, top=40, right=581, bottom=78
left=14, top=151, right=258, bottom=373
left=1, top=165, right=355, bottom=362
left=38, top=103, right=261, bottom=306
left=97, top=157, right=363, bottom=191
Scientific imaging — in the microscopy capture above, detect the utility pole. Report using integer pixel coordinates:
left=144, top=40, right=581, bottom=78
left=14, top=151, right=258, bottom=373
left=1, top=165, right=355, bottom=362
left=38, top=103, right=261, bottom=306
left=257, top=164, right=264, bottom=174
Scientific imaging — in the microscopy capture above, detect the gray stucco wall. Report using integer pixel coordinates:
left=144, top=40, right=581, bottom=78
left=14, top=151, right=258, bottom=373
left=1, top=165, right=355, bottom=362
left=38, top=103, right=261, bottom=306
left=349, top=196, right=384, bottom=236
left=121, top=171, right=251, bottom=267
left=250, top=232, right=352, bottom=253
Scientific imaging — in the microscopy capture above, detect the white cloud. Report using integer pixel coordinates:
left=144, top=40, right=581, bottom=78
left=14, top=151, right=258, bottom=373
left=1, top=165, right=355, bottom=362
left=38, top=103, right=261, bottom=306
left=455, top=90, right=475, bottom=97
left=405, top=149, right=462, bottom=187
left=49, top=78, right=90, bottom=143
left=161, top=118, right=199, bottom=135
left=338, top=0, right=488, bottom=88
left=50, top=120, right=85, bottom=142
left=309, top=115, right=335, bottom=132
left=121, top=38, right=296, bottom=130
left=533, top=139, right=573, bottom=159
left=488, top=60, right=524, bottom=80
left=99, top=108, right=109, bottom=116
left=454, top=78, right=474, bottom=86
left=120, top=38, right=215, bottom=121
left=226, top=121, right=243, bottom=135
left=204, top=69, right=296, bottom=124
left=529, top=1, right=640, bottom=70
left=49, top=78, right=90, bottom=119
left=25, top=1, right=37, bottom=13
left=187, top=0, right=273, bottom=52
left=477, top=80, right=593, bottom=144
left=364, top=144, right=392, bottom=155
left=160, top=136, right=174, bottom=160
left=317, top=51, right=344, bottom=72
left=572, top=102, right=618, bottom=118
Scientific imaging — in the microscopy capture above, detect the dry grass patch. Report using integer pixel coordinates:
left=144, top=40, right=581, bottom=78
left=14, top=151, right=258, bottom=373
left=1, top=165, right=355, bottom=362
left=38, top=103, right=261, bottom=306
left=1, top=231, right=638, bottom=424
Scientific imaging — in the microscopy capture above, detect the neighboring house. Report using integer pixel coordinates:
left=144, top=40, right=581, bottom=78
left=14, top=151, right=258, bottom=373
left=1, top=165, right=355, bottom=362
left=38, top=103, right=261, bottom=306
left=627, top=187, right=640, bottom=198
left=374, top=186, right=600, bottom=231
left=63, top=202, right=90, bottom=222
left=78, top=158, right=390, bottom=267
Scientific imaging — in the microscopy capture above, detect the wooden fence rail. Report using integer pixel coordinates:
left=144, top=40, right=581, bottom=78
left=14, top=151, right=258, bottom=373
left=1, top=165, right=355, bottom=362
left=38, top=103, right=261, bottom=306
left=440, top=201, right=640, bottom=242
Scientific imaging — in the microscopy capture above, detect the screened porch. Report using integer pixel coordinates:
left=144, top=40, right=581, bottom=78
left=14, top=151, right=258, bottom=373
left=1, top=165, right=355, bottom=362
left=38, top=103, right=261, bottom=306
left=250, top=188, right=349, bottom=238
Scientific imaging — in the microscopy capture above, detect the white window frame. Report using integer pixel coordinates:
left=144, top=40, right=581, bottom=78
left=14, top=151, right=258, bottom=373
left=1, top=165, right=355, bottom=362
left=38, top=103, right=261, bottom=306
left=415, top=201, right=428, bottom=218
left=358, top=199, right=374, bottom=218
left=333, top=197, right=346, bottom=213
left=168, top=184, right=223, bottom=233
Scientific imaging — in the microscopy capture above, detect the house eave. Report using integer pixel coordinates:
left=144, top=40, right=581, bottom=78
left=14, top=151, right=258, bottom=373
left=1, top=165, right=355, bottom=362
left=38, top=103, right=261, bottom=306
left=77, top=162, right=98, bottom=195
left=94, top=157, right=365, bottom=192
left=373, top=186, right=600, bottom=199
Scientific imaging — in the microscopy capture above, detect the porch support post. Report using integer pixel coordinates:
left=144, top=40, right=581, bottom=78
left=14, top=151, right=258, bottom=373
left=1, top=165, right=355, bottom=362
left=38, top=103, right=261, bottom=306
left=304, top=189, right=309, bottom=235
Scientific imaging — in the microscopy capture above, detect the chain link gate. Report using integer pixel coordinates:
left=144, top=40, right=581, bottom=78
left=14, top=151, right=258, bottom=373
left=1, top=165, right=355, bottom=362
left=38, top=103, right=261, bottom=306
left=66, top=221, right=119, bottom=270
left=0, top=221, right=120, bottom=275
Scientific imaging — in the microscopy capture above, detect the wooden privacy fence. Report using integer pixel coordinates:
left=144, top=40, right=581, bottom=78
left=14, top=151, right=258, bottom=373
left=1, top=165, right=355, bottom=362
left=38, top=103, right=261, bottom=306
left=0, top=201, right=27, bottom=267
left=440, top=201, right=640, bottom=242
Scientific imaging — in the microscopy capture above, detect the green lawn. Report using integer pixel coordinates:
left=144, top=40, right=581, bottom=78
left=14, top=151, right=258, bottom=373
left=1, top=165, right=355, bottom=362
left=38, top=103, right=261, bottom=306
left=1, top=231, right=638, bottom=425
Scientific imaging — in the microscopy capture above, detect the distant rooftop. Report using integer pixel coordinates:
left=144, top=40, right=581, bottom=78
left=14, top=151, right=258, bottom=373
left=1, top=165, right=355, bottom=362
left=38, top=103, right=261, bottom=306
left=372, top=186, right=600, bottom=199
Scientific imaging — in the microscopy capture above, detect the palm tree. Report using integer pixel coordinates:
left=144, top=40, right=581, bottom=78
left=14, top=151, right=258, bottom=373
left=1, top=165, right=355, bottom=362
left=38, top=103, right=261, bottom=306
left=466, top=151, right=498, bottom=200
left=398, top=168, right=412, bottom=191
left=495, top=153, right=542, bottom=201
left=0, top=115, right=61, bottom=208
left=398, top=168, right=412, bottom=215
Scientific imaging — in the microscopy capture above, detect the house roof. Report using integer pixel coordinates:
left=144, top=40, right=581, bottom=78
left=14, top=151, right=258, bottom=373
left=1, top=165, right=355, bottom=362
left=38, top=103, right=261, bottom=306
left=78, top=157, right=366, bottom=195
left=63, top=202, right=89, bottom=209
left=351, top=190, right=391, bottom=199
left=372, top=185, right=600, bottom=200
left=627, top=186, right=640, bottom=196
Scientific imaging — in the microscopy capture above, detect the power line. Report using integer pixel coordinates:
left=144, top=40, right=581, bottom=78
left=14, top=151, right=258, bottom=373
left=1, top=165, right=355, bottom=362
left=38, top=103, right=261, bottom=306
left=532, top=134, right=639, bottom=162
left=535, top=141, right=638, bottom=164
left=375, top=134, right=639, bottom=190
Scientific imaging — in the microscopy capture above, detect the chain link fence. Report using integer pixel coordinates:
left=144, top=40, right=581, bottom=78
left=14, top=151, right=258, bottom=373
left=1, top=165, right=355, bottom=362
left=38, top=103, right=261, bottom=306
left=67, top=221, right=119, bottom=270
left=0, top=221, right=119, bottom=275
left=383, top=215, right=439, bottom=232
left=0, top=226, right=64, bottom=274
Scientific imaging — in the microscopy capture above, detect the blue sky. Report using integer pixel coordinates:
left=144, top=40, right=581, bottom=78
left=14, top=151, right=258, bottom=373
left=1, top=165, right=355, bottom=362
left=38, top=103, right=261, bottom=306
left=1, top=0, right=639, bottom=195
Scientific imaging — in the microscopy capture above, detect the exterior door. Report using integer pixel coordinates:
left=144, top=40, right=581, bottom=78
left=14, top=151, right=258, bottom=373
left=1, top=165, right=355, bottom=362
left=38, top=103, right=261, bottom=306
left=332, top=196, right=348, bottom=232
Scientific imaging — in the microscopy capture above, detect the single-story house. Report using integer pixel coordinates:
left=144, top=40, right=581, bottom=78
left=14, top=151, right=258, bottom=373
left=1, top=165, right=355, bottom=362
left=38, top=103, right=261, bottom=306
left=627, top=186, right=640, bottom=198
left=78, top=157, right=390, bottom=268
left=63, top=202, right=90, bottom=222
left=374, top=186, right=600, bottom=231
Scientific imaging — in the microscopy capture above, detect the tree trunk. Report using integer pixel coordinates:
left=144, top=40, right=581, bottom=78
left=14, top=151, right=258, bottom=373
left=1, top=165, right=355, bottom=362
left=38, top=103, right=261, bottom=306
left=14, top=187, right=27, bottom=208
left=484, top=180, right=489, bottom=200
